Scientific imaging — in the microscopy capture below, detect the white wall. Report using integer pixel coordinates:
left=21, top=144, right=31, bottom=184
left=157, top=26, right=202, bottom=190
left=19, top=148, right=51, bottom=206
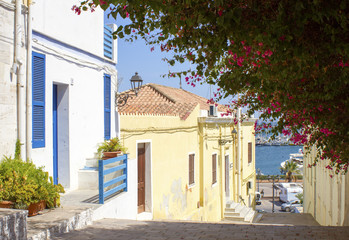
left=92, top=158, right=138, bottom=220
left=30, top=0, right=118, bottom=190
left=0, top=0, right=27, bottom=158
left=31, top=0, right=104, bottom=57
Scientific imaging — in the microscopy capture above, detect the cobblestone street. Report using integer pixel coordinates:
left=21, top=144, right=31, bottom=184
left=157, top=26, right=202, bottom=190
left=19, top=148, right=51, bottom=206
left=52, top=219, right=349, bottom=240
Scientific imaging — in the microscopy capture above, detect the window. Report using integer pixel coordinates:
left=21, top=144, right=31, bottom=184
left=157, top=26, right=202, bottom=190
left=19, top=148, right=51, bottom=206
left=212, top=154, right=217, bottom=184
left=248, top=142, right=252, bottom=164
left=32, top=52, right=45, bottom=148
left=104, top=74, right=111, bottom=140
left=104, top=25, right=113, bottom=59
left=189, top=154, right=195, bottom=186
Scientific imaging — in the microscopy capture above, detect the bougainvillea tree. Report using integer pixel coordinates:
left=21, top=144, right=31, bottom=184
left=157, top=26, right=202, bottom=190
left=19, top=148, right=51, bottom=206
left=75, top=0, right=349, bottom=173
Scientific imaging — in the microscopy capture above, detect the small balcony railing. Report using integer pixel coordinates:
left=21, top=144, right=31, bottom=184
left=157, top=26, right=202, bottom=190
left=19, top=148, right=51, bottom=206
left=98, top=154, right=128, bottom=204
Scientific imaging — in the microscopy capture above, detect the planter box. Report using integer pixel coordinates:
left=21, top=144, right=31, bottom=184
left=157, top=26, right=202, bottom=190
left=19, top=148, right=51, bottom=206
left=0, top=201, right=14, bottom=209
left=102, top=151, right=122, bottom=160
left=28, top=201, right=46, bottom=217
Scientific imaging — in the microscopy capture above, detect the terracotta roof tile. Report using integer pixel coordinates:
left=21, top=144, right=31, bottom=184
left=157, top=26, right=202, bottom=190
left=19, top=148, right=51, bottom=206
left=118, top=83, right=227, bottom=120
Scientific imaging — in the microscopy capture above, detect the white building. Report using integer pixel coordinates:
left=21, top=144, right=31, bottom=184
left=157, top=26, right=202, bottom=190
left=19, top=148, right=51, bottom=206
left=0, top=0, right=118, bottom=190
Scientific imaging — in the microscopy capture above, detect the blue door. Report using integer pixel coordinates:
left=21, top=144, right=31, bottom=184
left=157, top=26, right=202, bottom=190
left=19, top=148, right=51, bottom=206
left=53, top=84, right=58, bottom=185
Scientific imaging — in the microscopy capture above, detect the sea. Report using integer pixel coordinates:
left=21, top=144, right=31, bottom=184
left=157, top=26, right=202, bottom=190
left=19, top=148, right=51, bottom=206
left=255, top=145, right=303, bottom=176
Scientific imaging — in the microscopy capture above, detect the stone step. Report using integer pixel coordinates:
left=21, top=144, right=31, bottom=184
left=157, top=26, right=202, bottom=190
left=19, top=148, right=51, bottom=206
left=85, top=158, right=99, bottom=168
left=224, top=212, right=241, bottom=217
left=224, top=215, right=246, bottom=222
left=78, top=169, right=99, bottom=190
left=226, top=201, right=238, bottom=209
left=27, top=207, right=93, bottom=240
left=244, top=209, right=256, bottom=222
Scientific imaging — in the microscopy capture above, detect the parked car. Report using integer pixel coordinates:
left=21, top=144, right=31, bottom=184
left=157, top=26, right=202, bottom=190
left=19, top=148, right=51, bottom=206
left=281, top=200, right=302, bottom=212
left=255, top=192, right=262, bottom=205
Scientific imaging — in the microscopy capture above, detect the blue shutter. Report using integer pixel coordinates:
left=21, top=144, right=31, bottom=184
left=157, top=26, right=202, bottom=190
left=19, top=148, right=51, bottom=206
left=32, top=52, right=46, bottom=148
left=104, top=74, right=111, bottom=140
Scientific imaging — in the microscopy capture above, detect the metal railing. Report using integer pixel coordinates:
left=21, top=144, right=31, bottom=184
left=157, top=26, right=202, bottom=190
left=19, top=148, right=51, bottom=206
left=104, top=25, right=113, bottom=59
left=98, top=154, right=128, bottom=204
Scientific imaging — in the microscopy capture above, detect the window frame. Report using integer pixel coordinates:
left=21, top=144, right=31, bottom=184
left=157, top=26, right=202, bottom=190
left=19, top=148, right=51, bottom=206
left=32, top=51, right=46, bottom=148
left=248, top=142, right=252, bottom=164
left=188, top=153, right=195, bottom=187
left=212, top=153, right=217, bottom=185
left=104, top=74, right=111, bottom=140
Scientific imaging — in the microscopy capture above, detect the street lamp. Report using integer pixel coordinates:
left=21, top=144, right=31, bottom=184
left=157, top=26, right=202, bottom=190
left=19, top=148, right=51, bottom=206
left=218, top=128, right=237, bottom=145
left=268, top=175, right=280, bottom=213
left=115, top=72, right=143, bottom=107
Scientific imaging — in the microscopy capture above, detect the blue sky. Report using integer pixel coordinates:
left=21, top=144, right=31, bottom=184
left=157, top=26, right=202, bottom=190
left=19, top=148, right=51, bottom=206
left=105, top=14, right=221, bottom=102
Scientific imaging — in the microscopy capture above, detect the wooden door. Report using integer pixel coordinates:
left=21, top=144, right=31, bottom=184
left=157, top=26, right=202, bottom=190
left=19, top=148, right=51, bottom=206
left=138, top=143, right=146, bottom=213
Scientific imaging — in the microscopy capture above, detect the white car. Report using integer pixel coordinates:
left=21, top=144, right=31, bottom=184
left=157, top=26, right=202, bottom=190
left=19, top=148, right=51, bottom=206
left=281, top=200, right=302, bottom=212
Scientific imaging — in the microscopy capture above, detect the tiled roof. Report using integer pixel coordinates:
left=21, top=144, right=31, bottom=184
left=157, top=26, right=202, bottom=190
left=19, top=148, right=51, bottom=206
left=118, top=83, right=226, bottom=120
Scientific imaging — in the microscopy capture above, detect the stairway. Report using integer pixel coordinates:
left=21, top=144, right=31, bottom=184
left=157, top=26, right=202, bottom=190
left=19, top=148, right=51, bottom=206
left=224, top=201, right=256, bottom=223
left=78, top=158, right=99, bottom=190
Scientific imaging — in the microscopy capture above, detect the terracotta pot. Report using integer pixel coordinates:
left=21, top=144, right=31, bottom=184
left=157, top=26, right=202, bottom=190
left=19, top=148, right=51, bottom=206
left=102, top=151, right=122, bottom=160
left=28, top=200, right=46, bottom=217
left=0, top=201, right=14, bottom=209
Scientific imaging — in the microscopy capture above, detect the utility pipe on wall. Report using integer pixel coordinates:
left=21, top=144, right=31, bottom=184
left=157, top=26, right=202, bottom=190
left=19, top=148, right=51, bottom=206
left=15, top=0, right=25, bottom=159
left=237, top=107, right=241, bottom=200
left=26, top=1, right=32, bottom=160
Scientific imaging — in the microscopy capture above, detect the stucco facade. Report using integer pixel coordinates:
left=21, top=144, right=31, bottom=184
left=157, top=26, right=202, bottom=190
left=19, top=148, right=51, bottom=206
left=0, top=0, right=118, bottom=190
left=304, top=146, right=349, bottom=226
left=119, top=84, right=256, bottom=221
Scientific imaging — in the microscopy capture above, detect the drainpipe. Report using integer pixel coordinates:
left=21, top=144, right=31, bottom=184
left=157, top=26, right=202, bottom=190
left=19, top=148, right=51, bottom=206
left=237, top=108, right=241, bottom=201
left=26, top=1, right=32, bottom=160
left=219, top=126, right=224, bottom=219
left=14, top=0, right=25, bottom=159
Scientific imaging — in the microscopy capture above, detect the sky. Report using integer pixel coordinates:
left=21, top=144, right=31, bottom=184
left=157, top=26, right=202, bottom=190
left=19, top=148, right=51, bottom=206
left=105, top=14, right=222, bottom=102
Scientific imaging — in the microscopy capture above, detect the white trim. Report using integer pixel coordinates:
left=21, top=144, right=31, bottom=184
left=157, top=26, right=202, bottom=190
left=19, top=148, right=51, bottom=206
left=136, top=139, right=153, bottom=218
left=188, top=152, right=195, bottom=188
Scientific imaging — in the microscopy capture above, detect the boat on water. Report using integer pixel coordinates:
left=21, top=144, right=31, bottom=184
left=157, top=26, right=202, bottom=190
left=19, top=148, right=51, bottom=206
left=280, top=149, right=304, bottom=173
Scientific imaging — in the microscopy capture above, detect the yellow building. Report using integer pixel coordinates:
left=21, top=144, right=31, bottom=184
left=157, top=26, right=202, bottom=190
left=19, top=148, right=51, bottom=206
left=118, top=84, right=256, bottom=221
left=304, top=146, right=349, bottom=226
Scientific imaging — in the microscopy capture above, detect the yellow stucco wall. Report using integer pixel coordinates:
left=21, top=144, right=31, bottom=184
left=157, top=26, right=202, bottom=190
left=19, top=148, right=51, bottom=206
left=304, top=146, right=349, bottom=226
left=120, top=106, right=256, bottom=221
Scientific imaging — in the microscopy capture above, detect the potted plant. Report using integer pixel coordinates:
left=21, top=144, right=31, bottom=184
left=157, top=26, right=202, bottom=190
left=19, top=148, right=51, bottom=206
left=0, top=156, right=65, bottom=216
left=97, top=137, right=127, bottom=159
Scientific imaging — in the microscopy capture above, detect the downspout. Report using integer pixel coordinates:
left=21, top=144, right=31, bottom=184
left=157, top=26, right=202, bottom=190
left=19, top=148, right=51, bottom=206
left=219, top=126, right=224, bottom=219
left=15, top=0, right=25, bottom=159
left=26, top=0, right=32, bottom=160
left=237, top=108, right=241, bottom=201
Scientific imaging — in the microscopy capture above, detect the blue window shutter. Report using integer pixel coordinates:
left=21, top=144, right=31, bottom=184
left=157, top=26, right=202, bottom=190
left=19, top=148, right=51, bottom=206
left=104, top=74, right=111, bottom=140
left=32, top=52, right=46, bottom=148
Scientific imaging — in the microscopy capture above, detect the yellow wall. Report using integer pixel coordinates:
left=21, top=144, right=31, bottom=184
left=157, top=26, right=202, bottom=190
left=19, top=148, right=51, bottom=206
left=120, top=106, right=256, bottom=221
left=304, top=146, right=349, bottom=226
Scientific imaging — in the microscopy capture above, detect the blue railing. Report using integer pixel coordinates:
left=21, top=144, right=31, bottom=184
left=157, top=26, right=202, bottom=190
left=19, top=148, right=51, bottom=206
left=99, top=154, right=128, bottom=204
left=104, top=25, right=113, bottom=59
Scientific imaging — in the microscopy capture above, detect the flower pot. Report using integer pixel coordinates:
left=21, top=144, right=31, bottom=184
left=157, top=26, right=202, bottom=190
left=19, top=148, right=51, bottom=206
left=0, top=201, right=14, bottom=209
left=28, top=200, right=46, bottom=217
left=102, top=151, right=122, bottom=160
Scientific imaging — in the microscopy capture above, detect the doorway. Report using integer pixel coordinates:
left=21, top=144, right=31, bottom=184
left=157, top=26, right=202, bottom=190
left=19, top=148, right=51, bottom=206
left=138, top=143, right=146, bottom=213
left=52, top=84, right=70, bottom=188
left=53, top=85, right=58, bottom=185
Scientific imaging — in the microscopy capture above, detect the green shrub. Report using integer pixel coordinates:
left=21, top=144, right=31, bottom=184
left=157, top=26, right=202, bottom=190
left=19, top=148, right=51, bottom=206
left=0, top=156, right=65, bottom=209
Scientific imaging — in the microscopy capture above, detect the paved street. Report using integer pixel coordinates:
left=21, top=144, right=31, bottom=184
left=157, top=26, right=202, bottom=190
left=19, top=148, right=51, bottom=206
left=52, top=219, right=349, bottom=240
left=256, top=197, right=284, bottom=213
